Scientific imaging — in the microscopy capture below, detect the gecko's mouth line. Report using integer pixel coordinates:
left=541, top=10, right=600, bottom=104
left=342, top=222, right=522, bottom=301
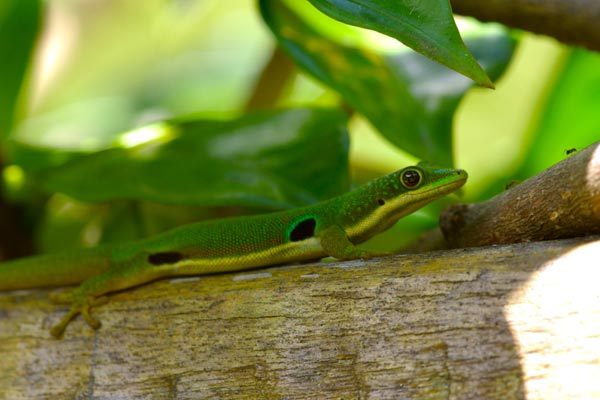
left=407, top=175, right=467, bottom=197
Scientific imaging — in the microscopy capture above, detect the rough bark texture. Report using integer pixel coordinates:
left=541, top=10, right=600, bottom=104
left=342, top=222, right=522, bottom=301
left=441, top=142, right=600, bottom=248
left=1, top=236, right=599, bottom=399
left=450, top=0, right=600, bottom=52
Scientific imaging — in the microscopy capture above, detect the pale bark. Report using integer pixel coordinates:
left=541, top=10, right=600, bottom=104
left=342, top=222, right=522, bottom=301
left=1, top=236, right=599, bottom=399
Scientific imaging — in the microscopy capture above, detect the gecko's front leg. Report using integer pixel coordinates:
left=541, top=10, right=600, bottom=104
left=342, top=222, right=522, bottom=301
left=49, top=289, right=108, bottom=338
left=46, top=250, right=172, bottom=338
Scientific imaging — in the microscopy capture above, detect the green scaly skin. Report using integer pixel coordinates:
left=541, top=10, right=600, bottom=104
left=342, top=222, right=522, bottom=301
left=0, top=162, right=467, bottom=337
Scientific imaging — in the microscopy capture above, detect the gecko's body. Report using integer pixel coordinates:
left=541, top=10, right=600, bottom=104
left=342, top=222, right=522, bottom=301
left=0, top=163, right=467, bottom=337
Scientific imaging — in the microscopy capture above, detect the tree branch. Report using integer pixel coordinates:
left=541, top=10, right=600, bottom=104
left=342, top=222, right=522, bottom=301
left=441, top=142, right=600, bottom=248
left=1, top=237, right=599, bottom=398
left=244, top=46, right=296, bottom=111
left=451, top=0, right=600, bottom=52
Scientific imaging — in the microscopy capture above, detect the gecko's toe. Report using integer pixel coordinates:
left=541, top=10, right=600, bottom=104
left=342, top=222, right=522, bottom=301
left=81, top=299, right=101, bottom=330
left=50, top=307, right=80, bottom=338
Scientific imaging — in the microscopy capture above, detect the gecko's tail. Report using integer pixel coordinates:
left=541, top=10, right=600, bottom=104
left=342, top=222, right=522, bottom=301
left=0, top=247, right=112, bottom=291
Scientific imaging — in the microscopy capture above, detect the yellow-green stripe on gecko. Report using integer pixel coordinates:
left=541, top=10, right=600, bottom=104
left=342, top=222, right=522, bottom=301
left=0, top=162, right=467, bottom=338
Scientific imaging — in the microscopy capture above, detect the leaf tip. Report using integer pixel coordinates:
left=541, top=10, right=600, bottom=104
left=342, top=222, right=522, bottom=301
left=479, top=76, right=495, bottom=89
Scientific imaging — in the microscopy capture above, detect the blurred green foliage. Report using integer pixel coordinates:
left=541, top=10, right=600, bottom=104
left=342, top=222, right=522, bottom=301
left=37, top=108, right=350, bottom=209
left=0, top=0, right=598, bottom=253
left=261, top=0, right=514, bottom=166
left=0, top=0, right=41, bottom=137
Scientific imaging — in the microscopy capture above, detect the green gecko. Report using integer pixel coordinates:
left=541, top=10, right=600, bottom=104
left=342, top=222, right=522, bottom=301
left=0, top=163, right=467, bottom=338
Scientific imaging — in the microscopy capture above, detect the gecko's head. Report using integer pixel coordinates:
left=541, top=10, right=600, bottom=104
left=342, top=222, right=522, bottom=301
left=385, top=162, right=468, bottom=202
left=342, top=162, right=468, bottom=241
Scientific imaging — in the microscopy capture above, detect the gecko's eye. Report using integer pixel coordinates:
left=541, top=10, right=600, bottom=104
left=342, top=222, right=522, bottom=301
left=401, top=169, right=422, bottom=189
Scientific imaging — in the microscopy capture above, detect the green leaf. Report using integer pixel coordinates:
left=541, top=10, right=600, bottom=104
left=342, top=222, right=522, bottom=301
left=305, top=0, right=492, bottom=87
left=261, top=0, right=515, bottom=165
left=35, top=108, right=350, bottom=209
left=0, top=0, right=41, bottom=138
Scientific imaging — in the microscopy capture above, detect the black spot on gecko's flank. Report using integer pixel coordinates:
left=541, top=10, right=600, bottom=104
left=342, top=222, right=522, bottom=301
left=290, top=218, right=316, bottom=242
left=148, top=251, right=185, bottom=265
left=377, top=198, right=385, bottom=206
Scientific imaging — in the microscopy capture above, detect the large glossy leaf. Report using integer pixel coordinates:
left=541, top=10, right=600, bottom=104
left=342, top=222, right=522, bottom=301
left=261, top=0, right=515, bottom=166
left=35, top=108, right=350, bottom=209
left=305, top=0, right=492, bottom=87
left=0, top=0, right=41, bottom=138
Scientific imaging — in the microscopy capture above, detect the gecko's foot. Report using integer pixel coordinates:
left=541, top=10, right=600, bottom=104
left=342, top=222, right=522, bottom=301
left=49, top=291, right=108, bottom=338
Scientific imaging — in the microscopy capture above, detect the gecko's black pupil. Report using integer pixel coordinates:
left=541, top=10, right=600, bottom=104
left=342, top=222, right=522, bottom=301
left=402, top=170, right=421, bottom=188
